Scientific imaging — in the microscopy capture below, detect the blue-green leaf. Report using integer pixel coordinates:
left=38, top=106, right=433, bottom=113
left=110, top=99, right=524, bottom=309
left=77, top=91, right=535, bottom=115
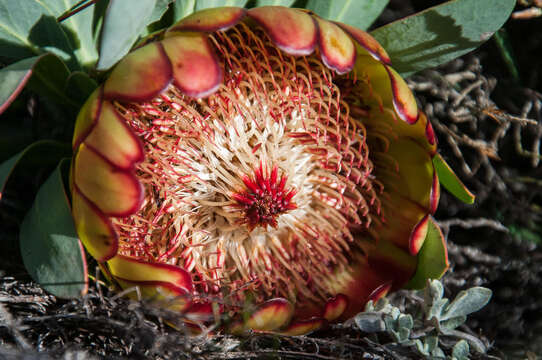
left=20, top=158, right=88, bottom=298
left=0, top=140, right=70, bottom=195
left=371, top=0, right=516, bottom=78
left=64, top=71, right=98, bottom=106
left=306, top=0, right=389, bottom=30
left=252, top=0, right=295, bottom=7
left=0, top=0, right=77, bottom=66
left=195, top=0, right=248, bottom=11
left=441, top=287, right=492, bottom=320
left=45, top=0, right=100, bottom=67
left=172, top=0, right=196, bottom=22
left=97, top=0, right=158, bottom=70
left=148, top=0, right=176, bottom=25
left=0, top=56, right=40, bottom=115
left=26, top=53, right=80, bottom=109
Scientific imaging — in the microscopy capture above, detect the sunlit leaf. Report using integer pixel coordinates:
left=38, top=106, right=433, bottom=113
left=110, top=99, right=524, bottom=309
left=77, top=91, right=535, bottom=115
left=97, top=0, right=158, bottom=70
left=433, top=153, right=475, bottom=204
left=0, top=0, right=77, bottom=67
left=20, top=158, right=88, bottom=298
left=371, top=0, right=516, bottom=77
left=148, top=0, right=176, bottom=24
left=441, top=287, right=492, bottom=320
left=252, top=0, right=295, bottom=7
left=171, top=0, right=196, bottom=22
left=46, top=0, right=100, bottom=67
left=195, top=0, right=248, bottom=11
left=306, top=0, right=389, bottom=30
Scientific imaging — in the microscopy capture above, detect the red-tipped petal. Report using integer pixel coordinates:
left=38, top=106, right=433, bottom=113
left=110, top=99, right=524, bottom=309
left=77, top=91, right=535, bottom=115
left=73, top=144, right=143, bottom=216
left=377, top=192, right=430, bottom=252
left=104, top=42, right=172, bottom=102
left=169, top=7, right=246, bottom=33
left=406, top=217, right=449, bottom=289
left=430, top=169, right=440, bottom=214
left=323, top=294, right=348, bottom=321
left=385, top=65, right=418, bottom=124
left=367, top=282, right=392, bottom=303
left=247, top=6, right=317, bottom=56
left=228, top=319, right=247, bottom=335
left=114, top=278, right=191, bottom=312
left=364, top=108, right=436, bottom=155
left=425, top=116, right=437, bottom=147
left=409, top=214, right=430, bottom=255
left=329, top=247, right=416, bottom=320
left=107, top=255, right=193, bottom=291
left=83, top=100, right=144, bottom=169
left=416, top=111, right=437, bottom=155
left=368, top=240, right=418, bottom=289
left=280, top=318, right=325, bottom=336
left=161, top=33, right=222, bottom=98
left=185, top=302, right=214, bottom=322
left=315, top=18, right=356, bottom=74
left=72, top=188, right=118, bottom=261
left=245, top=298, right=293, bottom=331
left=360, top=62, right=417, bottom=124
left=335, top=22, right=391, bottom=64
left=73, top=88, right=102, bottom=150
left=380, top=138, right=434, bottom=210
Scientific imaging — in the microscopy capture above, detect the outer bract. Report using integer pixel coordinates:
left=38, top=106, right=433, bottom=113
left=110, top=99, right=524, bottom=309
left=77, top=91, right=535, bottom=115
left=71, top=6, right=458, bottom=334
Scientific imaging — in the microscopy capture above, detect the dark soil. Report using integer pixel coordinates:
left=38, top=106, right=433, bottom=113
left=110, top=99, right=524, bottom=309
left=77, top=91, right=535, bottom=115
left=2, top=1, right=542, bottom=359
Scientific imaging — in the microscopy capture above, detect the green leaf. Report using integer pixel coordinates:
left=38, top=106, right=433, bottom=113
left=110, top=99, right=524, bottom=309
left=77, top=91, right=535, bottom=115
left=452, top=340, right=470, bottom=359
left=45, top=0, right=100, bottom=68
left=252, top=0, right=295, bottom=7
left=428, top=298, right=449, bottom=321
left=64, top=71, right=98, bottom=106
left=20, top=158, right=88, bottom=298
left=0, top=117, right=33, bottom=164
left=0, top=0, right=77, bottom=66
left=97, top=0, right=158, bottom=70
left=440, top=315, right=467, bottom=331
left=306, top=0, right=389, bottom=30
left=371, top=0, right=516, bottom=78
left=148, top=0, right=176, bottom=25
left=0, top=140, right=71, bottom=195
left=0, top=53, right=81, bottom=115
left=0, top=56, right=39, bottom=115
left=406, top=218, right=449, bottom=289
left=441, top=287, right=492, bottom=320
left=172, top=0, right=196, bottom=22
left=433, top=153, right=475, bottom=204
left=397, top=314, right=413, bottom=330
left=195, top=0, right=248, bottom=11
left=354, top=312, right=386, bottom=332
left=27, top=53, right=80, bottom=109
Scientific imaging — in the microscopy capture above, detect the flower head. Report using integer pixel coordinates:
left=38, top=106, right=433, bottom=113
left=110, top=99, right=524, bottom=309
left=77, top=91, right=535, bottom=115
left=71, top=6, right=448, bottom=334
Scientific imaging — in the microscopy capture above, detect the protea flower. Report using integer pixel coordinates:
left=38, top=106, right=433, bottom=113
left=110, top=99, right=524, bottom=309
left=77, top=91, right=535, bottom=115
left=70, top=6, right=457, bottom=334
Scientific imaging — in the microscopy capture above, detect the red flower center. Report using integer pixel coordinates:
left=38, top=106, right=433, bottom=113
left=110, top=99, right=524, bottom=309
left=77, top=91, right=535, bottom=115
left=232, top=163, right=297, bottom=231
left=111, top=22, right=385, bottom=304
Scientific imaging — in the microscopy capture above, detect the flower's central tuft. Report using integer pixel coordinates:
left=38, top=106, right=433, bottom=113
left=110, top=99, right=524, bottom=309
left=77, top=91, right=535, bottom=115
left=232, top=163, right=297, bottom=231
left=112, top=21, right=386, bottom=304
